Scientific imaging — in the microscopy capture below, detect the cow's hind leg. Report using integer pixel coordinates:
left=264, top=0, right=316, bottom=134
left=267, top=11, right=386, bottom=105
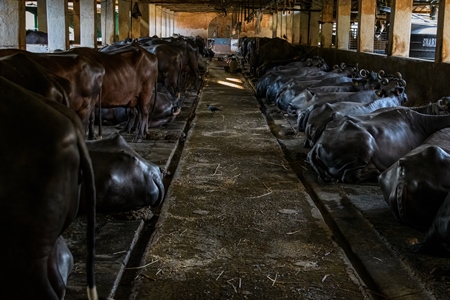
left=87, top=109, right=96, bottom=140
left=134, top=81, right=156, bottom=142
left=121, top=107, right=139, bottom=135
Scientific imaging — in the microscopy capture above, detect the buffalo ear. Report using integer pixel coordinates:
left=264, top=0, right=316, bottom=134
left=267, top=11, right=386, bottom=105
left=395, top=87, right=404, bottom=96
left=352, top=78, right=365, bottom=87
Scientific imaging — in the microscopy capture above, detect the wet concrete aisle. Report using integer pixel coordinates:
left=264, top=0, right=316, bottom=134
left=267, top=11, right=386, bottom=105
left=131, top=60, right=369, bottom=299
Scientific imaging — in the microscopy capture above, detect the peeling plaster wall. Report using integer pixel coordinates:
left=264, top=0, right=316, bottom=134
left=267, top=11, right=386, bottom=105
left=209, top=15, right=232, bottom=38
left=174, top=12, right=273, bottom=39
left=174, top=12, right=217, bottom=39
left=240, top=14, right=272, bottom=38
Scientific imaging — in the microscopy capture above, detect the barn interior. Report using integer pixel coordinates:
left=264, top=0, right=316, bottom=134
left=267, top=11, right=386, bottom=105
left=1, top=1, right=450, bottom=300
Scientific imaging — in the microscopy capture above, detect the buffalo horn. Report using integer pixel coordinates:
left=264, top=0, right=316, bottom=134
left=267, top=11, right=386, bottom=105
left=359, top=69, right=368, bottom=79
left=437, top=99, right=449, bottom=111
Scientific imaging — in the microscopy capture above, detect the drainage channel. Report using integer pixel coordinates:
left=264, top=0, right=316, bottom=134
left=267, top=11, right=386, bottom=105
left=114, top=77, right=206, bottom=300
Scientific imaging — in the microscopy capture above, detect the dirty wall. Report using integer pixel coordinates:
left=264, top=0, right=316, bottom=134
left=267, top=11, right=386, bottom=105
left=174, top=12, right=217, bottom=39
left=173, top=10, right=448, bottom=106
left=318, top=48, right=450, bottom=107
left=174, top=12, right=273, bottom=40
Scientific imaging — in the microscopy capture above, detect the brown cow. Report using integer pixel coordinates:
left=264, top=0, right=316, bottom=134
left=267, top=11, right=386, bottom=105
left=0, top=77, right=97, bottom=300
left=70, top=44, right=158, bottom=142
left=0, top=52, right=70, bottom=106
left=99, top=84, right=182, bottom=130
left=139, top=43, right=183, bottom=97
left=141, top=36, right=200, bottom=91
left=99, top=40, right=183, bottom=98
left=0, top=48, right=105, bottom=140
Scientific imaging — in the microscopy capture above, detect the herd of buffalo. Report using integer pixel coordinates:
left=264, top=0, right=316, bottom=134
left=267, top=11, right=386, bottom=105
left=245, top=37, right=450, bottom=258
left=2, top=32, right=450, bottom=298
left=0, top=34, right=209, bottom=299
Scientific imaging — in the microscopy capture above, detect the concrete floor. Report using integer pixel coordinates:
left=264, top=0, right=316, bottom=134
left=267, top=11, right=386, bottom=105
left=66, top=58, right=450, bottom=300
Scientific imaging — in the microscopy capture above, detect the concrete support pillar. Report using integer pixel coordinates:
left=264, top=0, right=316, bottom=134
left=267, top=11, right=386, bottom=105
left=292, top=7, right=301, bottom=44
left=0, top=0, right=26, bottom=49
left=357, top=0, right=376, bottom=53
left=140, top=3, right=150, bottom=37
left=387, top=0, right=413, bottom=57
left=436, top=0, right=450, bottom=62
left=286, top=10, right=294, bottom=43
left=321, top=0, right=334, bottom=48
left=156, top=5, right=162, bottom=37
left=72, top=0, right=80, bottom=44
left=165, top=9, right=170, bottom=36
left=149, top=4, right=156, bottom=36
left=101, top=0, right=115, bottom=45
left=336, top=0, right=351, bottom=50
left=299, top=11, right=309, bottom=44
left=118, top=0, right=129, bottom=40
left=164, top=9, right=169, bottom=37
left=161, top=9, right=166, bottom=37
left=173, top=11, right=177, bottom=36
left=171, top=11, right=175, bottom=36
left=277, top=11, right=282, bottom=38
left=309, top=11, right=321, bottom=46
left=47, top=0, right=69, bottom=51
left=37, top=0, right=48, bottom=32
left=80, top=0, right=97, bottom=48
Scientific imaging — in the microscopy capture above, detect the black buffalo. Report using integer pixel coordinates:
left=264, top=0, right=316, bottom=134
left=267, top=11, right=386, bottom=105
left=307, top=107, right=450, bottom=183
left=26, top=30, right=48, bottom=44
left=379, top=127, right=450, bottom=230
left=80, top=133, right=165, bottom=214
left=247, top=37, right=305, bottom=76
left=115, top=83, right=182, bottom=133
left=304, top=84, right=408, bottom=147
left=413, top=190, right=450, bottom=256
left=254, top=58, right=329, bottom=99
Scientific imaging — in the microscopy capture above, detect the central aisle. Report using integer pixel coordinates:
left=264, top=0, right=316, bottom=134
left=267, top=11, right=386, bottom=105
left=133, top=60, right=366, bottom=299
